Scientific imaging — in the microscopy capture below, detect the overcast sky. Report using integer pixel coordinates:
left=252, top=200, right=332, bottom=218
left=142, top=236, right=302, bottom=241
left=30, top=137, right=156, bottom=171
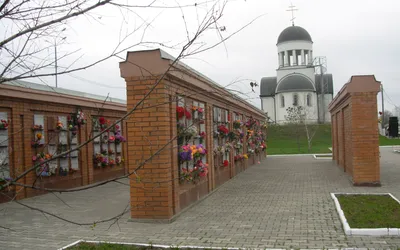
left=35, top=0, right=400, bottom=113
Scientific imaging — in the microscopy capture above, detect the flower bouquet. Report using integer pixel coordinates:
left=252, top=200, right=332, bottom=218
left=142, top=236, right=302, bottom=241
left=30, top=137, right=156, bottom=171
left=217, top=125, right=229, bottom=138
left=179, top=144, right=193, bottom=162
left=31, top=133, right=44, bottom=148
left=223, top=160, right=229, bottom=167
left=68, top=124, right=78, bottom=136
left=176, top=107, right=185, bottom=120
left=109, top=158, right=116, bottom=166
left=116, top=156, right=123, bottom=166
left=180, top=160, right=208, bottom=183
left=32, top=124, right=43, bottom=131
left=0, top=119, right=9, bottom=130
left=191, top=144, right=207, bottom=160
left=233, top=120, right=242, bottom=129
left=56, top=121, right=64, bottom=130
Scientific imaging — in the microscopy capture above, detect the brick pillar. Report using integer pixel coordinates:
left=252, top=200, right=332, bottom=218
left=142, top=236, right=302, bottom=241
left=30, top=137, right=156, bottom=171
left=24, top=110, right=37, bottom=198
left=85, top=116, right=94, bottom=185
left=14, top=105, right=26, bottom=200
left=351, top=92, right=380, bottom=185
left=124, top=77, right=175, bottom=222
left=328, top=75, right=381, bottom=186
left=206, top=104, right=215, bottom=191
left=81, top=114, right=90, bottom=186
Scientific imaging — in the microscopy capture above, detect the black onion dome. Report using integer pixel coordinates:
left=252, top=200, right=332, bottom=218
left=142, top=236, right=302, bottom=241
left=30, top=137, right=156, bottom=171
left=277, top=26, right=313, bottom=44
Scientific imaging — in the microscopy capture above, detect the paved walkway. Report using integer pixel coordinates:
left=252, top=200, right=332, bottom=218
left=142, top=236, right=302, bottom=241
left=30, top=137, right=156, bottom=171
left=1, top=148, right=400, bottom=249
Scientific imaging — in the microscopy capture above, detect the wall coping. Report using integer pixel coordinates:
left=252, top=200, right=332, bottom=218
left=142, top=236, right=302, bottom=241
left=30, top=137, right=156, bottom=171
left=0, top=80, right=126, bottom=111
left=119, top=49, right=266, bottom=119
left=328, top=75, right=381, bottom=112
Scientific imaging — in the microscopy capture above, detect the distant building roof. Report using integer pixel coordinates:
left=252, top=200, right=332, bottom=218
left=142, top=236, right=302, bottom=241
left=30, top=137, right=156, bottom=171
left=259, top=74, right=334, bottom=96
left=277, top=25, right=313, bottom=44
left=260, top=77, right=277, bottom=97
left=158, top=49, right=265, bottom=114
left=276, top=74, right=315, bottom=93
left=2, top=79, right=126, bottom=104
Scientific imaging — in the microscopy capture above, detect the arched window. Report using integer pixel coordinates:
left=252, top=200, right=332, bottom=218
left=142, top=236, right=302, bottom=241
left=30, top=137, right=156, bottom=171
left=307, top=94, right=312, bottom=106
left=281, top=95, right=285, bottom=108
left=293, top=94, right=298, bottom=106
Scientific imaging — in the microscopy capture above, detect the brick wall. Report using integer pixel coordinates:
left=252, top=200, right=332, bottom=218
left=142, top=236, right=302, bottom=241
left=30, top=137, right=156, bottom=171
left=328, top=75, right=381, bottom=186
left=120, top=49, right=267, bottom=222
left=0, top=83, right=128, bottom=202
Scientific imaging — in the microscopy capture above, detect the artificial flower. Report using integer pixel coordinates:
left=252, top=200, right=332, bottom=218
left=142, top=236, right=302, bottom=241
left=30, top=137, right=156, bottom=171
left=223, top=160, right=229, bottom=167
left=176, top=107, right=185, bottom=119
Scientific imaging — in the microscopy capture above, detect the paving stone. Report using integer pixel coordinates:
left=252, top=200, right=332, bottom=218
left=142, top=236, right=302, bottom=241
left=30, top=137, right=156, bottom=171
left=1, top=148, right=400, bottom=249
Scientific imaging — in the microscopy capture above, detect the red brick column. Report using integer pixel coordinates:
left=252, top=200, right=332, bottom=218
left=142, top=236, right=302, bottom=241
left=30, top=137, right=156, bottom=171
left=81, top=115, right=91, bottom=186
left=123, top=76, right=175, bottom=221
left=328, top=75, right=381, bottom=186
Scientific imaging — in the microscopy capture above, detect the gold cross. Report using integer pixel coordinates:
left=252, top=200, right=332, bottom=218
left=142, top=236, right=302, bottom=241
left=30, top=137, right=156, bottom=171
left=286, top=3, right=298, bottom=26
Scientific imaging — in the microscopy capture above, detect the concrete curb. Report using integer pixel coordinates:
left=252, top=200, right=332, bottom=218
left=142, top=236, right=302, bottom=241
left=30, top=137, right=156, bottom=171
left=268, top=153, right=318, bottom=157
left=59, top=240, right=395, bottom=250
left=58, top=240, right=276, bottom=250
left=331, top=192, right=400, bottom=236
left=313, top=153, right=333, bottom=160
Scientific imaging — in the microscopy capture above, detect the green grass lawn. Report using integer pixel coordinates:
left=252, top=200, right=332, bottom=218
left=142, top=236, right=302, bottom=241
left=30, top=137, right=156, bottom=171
left=267, top=124, right=400, bottom=155
left=336, top=194, right=400, bottom=228
left=267, top=124, right=332, bottom=155
left=379, top=135, right=400, bottom=146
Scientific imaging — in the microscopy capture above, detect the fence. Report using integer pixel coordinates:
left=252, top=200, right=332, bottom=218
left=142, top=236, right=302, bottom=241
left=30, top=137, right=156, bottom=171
left=120, top=49, right=267, bottom=222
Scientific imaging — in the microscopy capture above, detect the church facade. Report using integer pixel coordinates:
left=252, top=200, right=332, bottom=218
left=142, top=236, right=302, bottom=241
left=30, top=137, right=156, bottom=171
left=259, top=25, right=333, bottom=124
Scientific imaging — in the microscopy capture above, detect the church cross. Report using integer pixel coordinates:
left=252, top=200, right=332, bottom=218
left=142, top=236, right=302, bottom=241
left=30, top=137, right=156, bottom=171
left=286, top=3, right=298, bottom=26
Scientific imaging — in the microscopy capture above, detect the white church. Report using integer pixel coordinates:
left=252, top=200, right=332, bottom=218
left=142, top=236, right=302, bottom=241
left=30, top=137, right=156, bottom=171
left=260, top=24, right=334, bottom=124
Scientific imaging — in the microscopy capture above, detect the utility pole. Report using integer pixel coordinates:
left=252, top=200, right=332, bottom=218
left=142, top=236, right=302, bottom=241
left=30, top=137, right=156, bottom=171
left=55, top=40, right=58, bottom=88
left=45, top=28, right=66, bottom=88
left=311, top=56, right=327, bottom=123
left=319, top=57, right=325, bottom=124
left=381, top=83, right=384, bottom=130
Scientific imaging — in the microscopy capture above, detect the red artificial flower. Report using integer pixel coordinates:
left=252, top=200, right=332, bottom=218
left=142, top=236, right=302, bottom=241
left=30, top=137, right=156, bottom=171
left=176, top=107, right=185, bottom=119
left=185, top=109, right=192, bottom=119
left=99, top=117, right=106, bottom=125
left=223, top=160, right=229, bottom=167
left=218, top=125, right=229, bottom=135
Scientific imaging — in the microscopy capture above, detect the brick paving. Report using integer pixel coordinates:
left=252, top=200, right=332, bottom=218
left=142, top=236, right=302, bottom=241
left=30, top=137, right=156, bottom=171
left=1, top=147, right=400, bottom=249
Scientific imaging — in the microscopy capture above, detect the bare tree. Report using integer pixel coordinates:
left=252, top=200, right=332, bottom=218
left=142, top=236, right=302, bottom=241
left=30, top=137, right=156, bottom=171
left=393, top=107, right=400, bottom=119
left=0, top=0, right=221, bottom=84
left=0, top=0, right=262, bottom=228
left=379, top=110, right=393, bottom=127
left=285, top=105, right=319, bottom=153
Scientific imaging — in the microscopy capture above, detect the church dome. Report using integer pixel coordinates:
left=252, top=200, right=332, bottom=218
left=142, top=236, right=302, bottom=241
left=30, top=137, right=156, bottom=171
left=277, top=25, right=313, bottom=44
left=276, top=74, right=315, bottom=93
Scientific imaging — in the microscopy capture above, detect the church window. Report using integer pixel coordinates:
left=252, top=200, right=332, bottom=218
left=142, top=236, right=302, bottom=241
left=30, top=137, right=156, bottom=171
left=307, top=94, right=312, bottom=106
left=280, top=95, right=285, bottom=107
left=293, top=94, right=298, bottom=106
